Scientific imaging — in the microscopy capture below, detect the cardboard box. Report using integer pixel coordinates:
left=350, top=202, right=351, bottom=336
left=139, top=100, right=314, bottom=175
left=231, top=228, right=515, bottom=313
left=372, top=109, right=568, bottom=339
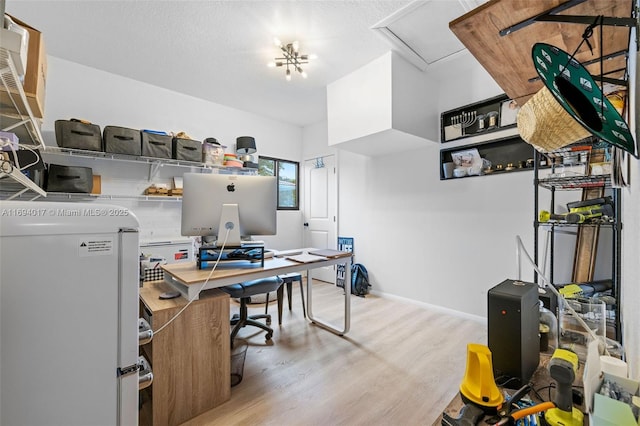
left=91, top=175, right=101, bottom=195
left=2, top=15, right=47, bottom=118
left=584, top=341, right=639, bottom=426
left=592, top=373, right=639, bottom=426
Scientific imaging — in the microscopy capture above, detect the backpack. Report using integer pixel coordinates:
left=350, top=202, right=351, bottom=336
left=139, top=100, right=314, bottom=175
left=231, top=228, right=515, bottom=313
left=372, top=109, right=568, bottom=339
left=351, top=263, right=371, bottom=297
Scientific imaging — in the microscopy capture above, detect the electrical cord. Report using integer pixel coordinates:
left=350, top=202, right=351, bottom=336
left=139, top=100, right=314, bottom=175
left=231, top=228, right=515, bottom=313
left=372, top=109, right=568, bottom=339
left=515, top=235, right=610, bottom=356
left=153, top=228, right=230, bottom=335
left=0, top=138, right=41, bottom=171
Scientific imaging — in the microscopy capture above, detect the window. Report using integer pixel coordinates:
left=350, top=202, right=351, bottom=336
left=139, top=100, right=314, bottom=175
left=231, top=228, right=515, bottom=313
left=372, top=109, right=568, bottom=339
left=258, top=157, right=299, bottom=210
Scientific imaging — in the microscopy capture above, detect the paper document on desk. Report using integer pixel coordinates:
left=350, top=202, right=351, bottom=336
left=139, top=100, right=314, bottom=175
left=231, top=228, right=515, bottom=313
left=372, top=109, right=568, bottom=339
left=308, top=249, right=349, bottom=258
left=286, top=253, right=328, bottom=263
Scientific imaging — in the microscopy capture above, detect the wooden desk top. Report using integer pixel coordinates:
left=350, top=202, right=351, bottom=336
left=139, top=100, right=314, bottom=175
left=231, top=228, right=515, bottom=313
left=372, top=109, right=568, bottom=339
left=161, top=257, right=300, bottom=285
left=139, top=280, right=227, bottom=312
left=161, top=249, right=352, bottom=286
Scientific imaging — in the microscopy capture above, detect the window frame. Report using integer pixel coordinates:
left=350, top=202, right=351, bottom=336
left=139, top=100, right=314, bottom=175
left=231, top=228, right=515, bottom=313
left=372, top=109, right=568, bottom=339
left=258, top=156, right=300, bottom=211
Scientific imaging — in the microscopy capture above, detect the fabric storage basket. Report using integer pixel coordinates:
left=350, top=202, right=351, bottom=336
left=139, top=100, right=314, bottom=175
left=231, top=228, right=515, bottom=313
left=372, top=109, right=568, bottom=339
left=45, top=164, right=93, bottom=193
left=172, top=137, right=202, bottom=162
left=103, top=126, right=142, bottom=156
left=141, top=131, right=172, bottom=159
left=55, top=120, right=103, bottom=151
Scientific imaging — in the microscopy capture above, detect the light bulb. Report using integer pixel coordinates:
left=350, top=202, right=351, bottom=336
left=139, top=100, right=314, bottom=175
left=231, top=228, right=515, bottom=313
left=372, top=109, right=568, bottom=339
left=309, top=54, right=318, bottom=60
left=286, top=69, right=291, bottom=81
left=301, top=71, right=308, bottom=79
left=273, top=37, right=282, bottom=47
left=292, top=41, right=299, bottom=52
left=267, top=61, right=276, bottom=68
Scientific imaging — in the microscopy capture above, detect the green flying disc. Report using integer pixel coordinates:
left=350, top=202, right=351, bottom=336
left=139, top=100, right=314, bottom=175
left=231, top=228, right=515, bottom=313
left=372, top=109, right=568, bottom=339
left=531, top=42, right=637, bottom=157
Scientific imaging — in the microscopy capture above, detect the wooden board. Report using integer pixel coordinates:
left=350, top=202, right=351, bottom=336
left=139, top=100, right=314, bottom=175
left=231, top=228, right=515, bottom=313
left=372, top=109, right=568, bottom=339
left=161, top=257, right=298, bottom=285
left=449, top=0, right=632, bottom=107
left=572, top=186, right=605, bottom=282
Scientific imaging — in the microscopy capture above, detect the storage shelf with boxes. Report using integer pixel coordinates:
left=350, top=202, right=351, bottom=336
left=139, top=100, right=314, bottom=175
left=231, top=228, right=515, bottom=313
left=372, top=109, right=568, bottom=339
left=1, top=14, right=47, bottom=119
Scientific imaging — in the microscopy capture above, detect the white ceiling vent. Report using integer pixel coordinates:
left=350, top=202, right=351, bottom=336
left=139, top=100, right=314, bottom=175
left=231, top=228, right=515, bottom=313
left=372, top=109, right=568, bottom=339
left=371, top=0, right=488, bottom=71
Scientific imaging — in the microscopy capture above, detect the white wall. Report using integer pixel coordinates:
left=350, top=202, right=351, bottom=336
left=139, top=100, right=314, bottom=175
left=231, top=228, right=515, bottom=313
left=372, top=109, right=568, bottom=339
left=38, top=56, right=303, bottom=249
left=621, top=33, right=639, bottom=378
left=325, top=51, right=533, bottom=319
left=307, top=49, right=640, bottom=373
left=622, top=158, right=639, bottom=378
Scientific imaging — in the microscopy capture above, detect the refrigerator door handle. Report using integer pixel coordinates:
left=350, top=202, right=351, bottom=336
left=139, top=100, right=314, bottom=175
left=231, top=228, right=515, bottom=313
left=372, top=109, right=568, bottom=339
left=117, top=364, right=139, bottom=377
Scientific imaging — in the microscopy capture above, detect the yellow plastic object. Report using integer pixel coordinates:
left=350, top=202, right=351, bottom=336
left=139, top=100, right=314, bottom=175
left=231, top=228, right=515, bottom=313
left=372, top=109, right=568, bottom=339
left=551, top=348, right=579, bottom=369
left=544, top=349, right=583, bottom=426
left=544, top=406, right=584, bottom=426
left=539, top=210, right=551, bottom=223
left=459, top=343, right=504, bottom=411
left=559, top=284, right=583, bottom=298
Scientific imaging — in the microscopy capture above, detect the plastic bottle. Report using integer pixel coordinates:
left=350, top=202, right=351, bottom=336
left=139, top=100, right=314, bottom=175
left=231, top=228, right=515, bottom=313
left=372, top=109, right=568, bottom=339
left=539, top=300, right=558, bottom=354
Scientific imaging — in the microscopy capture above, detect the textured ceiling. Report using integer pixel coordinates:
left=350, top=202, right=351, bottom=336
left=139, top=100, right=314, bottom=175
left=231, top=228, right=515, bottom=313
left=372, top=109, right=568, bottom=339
left=6, top=0, right=478, bottom=127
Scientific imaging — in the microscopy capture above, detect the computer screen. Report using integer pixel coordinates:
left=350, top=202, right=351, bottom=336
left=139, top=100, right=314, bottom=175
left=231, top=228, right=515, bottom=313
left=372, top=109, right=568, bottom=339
left=181, top=173, right=277, bottom=246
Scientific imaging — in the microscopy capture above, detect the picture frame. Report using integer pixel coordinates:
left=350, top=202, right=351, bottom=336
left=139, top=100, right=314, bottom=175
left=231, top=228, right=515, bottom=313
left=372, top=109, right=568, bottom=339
left=499, top=99, right=519, bottom=127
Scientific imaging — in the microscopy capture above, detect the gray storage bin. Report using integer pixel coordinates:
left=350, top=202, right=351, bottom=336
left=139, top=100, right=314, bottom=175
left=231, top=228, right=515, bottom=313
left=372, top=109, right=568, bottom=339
left=141, top=132, right=172, bottom=159
left=45, top=164, right=93, bottom=193
left=172, top=138, right=202, bottom=162
left=55, top=120, right=103, bottom=151
left=103, top=126, right=142, bottom=156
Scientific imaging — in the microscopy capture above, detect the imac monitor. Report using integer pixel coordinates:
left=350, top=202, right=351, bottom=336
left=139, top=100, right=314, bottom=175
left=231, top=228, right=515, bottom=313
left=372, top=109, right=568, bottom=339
left=181, top=173, right=277, bottom=247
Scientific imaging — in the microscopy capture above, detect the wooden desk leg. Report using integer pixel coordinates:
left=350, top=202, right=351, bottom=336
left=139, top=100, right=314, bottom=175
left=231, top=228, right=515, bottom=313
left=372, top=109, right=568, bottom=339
left=306, top=257, right=351, bottom=336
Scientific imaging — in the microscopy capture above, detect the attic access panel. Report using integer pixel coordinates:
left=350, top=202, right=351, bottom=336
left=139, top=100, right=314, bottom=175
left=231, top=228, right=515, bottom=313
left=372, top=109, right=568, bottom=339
left=449, top=0, right=633, bottom=107
left=371, top=0, right=481, bottom=70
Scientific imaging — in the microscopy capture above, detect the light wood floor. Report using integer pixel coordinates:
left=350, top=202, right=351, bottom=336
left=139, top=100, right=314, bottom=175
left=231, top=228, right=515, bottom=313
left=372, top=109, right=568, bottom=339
left=183, top=280, right=487, bottom=426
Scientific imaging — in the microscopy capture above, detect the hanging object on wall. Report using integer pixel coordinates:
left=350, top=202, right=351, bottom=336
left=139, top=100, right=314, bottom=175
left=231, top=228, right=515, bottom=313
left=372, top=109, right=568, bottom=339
left=518, top=42, right=637, bottom=157
left=517, top=86, right=592, bottom=153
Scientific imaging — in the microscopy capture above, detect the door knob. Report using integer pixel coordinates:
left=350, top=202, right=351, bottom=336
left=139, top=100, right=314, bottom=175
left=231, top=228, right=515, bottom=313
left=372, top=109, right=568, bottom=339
left=303, top=222, right=309, bottom=227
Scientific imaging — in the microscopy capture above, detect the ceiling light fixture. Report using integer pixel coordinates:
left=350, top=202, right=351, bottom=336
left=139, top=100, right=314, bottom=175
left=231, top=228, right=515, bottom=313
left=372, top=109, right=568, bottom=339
left=268, top=38, right=314, bottom=80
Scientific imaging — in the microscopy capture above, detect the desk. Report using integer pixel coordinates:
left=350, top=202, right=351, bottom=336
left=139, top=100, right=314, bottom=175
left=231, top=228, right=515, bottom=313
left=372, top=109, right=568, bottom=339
left=139, top=281, right=230, bottom=426
left=161, top=249, right=353, bottom=336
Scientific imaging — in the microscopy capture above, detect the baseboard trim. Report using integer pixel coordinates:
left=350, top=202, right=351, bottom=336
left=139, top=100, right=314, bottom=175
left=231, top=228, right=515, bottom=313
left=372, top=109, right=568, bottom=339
left=369, top=290, right=487, bottom=325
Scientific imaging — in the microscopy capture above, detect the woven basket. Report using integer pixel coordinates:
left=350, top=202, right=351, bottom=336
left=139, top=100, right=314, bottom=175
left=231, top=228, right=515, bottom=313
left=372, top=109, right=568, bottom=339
left=517, top=86, right=591, bottom=153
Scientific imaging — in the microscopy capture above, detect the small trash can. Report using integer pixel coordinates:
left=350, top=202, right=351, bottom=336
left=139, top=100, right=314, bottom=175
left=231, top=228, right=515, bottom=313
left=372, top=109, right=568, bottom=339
left=230, top=340, right=248, bottom=387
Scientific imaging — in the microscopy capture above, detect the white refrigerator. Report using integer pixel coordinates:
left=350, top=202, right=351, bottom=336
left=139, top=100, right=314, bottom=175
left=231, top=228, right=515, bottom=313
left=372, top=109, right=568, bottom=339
left=0, top=200, right=140, bottom=426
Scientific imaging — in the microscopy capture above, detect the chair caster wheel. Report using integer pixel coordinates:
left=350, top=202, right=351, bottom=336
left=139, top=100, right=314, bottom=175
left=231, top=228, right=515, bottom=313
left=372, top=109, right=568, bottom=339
left=266, top=318, right=271, bottom=325
left=265, top=333, right=273, bottom=341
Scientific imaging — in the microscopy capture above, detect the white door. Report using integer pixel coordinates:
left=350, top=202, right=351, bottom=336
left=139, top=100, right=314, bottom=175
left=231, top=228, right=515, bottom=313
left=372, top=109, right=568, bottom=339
left=303, top=155, right=337, bottom=283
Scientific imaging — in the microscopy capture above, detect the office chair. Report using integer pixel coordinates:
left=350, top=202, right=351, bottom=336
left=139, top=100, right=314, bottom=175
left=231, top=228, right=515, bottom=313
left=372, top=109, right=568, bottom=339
left=220, top=276, right=284, bottom=348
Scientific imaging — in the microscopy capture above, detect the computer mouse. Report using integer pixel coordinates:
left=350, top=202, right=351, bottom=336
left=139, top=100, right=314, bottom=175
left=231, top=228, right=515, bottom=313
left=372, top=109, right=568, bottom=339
left=159, top=291, right=181, bottom=300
